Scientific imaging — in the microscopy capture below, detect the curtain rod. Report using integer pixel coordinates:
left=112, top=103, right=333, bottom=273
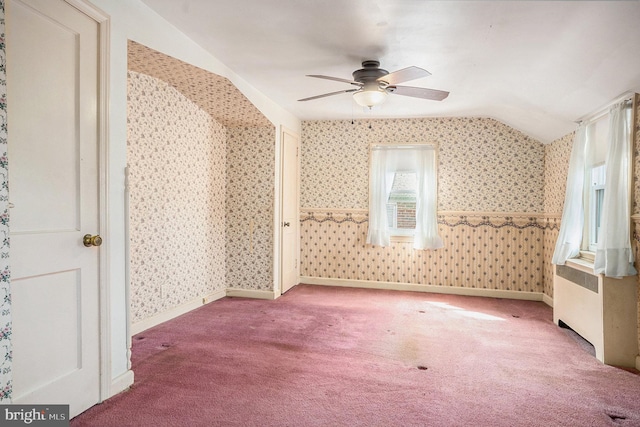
left=371, top=144, right=436, bottom=150
left=575, top=91, right=635, bottom=125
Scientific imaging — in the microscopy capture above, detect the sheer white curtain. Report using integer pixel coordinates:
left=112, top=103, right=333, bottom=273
left=413, top=148, right=444, bottom=250
left=366, top=148, right=394, bottom=246
left=367, top=146, right=442, bottom=250
left=552, top=124, right=589, bottom=265
left=594, top=102, right=637, bottom=277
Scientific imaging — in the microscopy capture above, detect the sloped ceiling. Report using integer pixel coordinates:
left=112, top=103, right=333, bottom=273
left=140, top=0, right=640, bottom=143
left=128, top=41, right=272, bottom=128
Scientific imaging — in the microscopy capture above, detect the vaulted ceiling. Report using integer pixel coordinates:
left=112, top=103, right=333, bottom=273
left=141, top=0, right=640, bottom=144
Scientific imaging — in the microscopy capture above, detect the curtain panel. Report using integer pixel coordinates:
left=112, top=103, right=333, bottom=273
left=594, top=102, right=636, bottom=277
left=552, top=124, right=589, bottom=265
left=366, top=145, right=443, bottom=250
left=553, top=100, right=636, bottom=278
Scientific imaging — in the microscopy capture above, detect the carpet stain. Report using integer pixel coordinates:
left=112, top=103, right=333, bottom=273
left=417, top=365, right=428, bottom=371
left=606, top=412, right=627, bottom=423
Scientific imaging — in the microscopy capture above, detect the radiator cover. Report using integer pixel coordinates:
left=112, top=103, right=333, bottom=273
left=553, top=261, right=638, bottom=367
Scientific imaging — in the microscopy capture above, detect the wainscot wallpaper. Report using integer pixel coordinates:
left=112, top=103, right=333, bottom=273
left=301, top=211, right=551, bottom=293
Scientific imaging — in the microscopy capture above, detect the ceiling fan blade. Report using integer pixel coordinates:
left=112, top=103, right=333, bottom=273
left=388, top=85, right=449, bottom=101
left=307, top=75, right=362, bottom=86
left=378, top=66, right=431, bottom=85
left=298, top=88, right=359, bottom=102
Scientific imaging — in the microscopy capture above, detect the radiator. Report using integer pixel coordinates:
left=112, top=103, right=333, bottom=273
left=553, top=261, right=638, bottom=367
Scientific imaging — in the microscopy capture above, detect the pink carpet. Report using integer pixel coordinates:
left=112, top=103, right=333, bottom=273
left=72, top=285, right=640, bottom=426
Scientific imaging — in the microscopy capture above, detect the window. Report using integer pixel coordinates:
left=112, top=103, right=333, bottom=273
left=588, top=163, right=605, bottom=252
left=552, top=98, right=635, bottom=277
left=366, top=145, right=443, bottom=250
left=386, top=171, right=417, bottom=236
left=582, top=117, right=608, bottom=254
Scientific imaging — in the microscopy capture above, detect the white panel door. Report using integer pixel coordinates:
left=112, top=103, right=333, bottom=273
left=7, top=0, right=101, bottom=417
left=281, top=129, right=299, bottom=294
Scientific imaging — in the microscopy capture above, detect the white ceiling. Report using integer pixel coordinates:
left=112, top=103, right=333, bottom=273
left=140, top=0, right=640, bottom=143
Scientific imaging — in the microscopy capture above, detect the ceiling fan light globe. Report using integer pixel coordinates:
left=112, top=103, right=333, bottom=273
left=353, top=89, right=387, bottom=108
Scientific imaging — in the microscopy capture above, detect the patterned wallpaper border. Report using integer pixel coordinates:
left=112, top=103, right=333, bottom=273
left=301, top=209, right=560, bottom=230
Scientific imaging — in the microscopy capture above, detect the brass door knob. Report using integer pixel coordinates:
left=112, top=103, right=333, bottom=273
left=83, top=234, right=103, bottom=247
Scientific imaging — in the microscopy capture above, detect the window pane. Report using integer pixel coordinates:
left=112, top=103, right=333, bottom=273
left=387, top=172, right=416, bottom=230
left=594, top=188, right=604, bottom=244
left=588, top=163, right=606, bottom=251
left=386, top=203, right=397, bottom=228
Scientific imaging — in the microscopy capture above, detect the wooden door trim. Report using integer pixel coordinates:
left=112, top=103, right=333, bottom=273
left=64, top=0, right=114, bottom=403
left=278, top=126, right=300, bottom=296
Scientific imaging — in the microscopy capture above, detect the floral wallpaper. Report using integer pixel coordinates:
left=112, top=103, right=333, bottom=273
left=299, top=117, right=550, bottom=295
left=226, top=126, right=275, bottom=291
left=128, top=41, right=271, bottom=129
left=543, top=132, right=573, bottom=215
left=541, top=132, right=573, bottom=299
left=127, top=41, right=278, bottom=324
left=127, top=71, right=227, bottom=323
left=0, top=0, right=10, bottom=401
left=632, top=95, right=640, bottom=354
left=634, top=95, right=640, bottom=215
left=301, top=118, right=545, bottom=212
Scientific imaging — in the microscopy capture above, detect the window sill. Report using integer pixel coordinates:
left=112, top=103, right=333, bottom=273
left=390, top=235, right=414, bottom=243
left=566, top=257, right=595, bottom=274
left=578, top=250, right=595, bottom=263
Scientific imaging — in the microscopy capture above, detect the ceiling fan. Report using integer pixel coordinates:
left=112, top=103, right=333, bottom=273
left=298, top=60, right=449, bottom=108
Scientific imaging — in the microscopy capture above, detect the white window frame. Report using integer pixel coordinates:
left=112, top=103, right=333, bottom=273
left=368, top=143, right=438, bottom=244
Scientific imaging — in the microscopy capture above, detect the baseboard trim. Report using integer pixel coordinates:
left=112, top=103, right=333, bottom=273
left=301, top=277, right=544, bottom=301
left=542, top=293, right=554, bottom=307
left=226, top=288, right=277, bottom=300
left=106, top=370, right=135, bottom=400
left=636, top=355, right=640, bottom=371
left=131, top=289, right=226, bottom=335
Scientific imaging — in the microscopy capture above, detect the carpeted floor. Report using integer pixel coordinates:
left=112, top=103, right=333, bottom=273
left=71, top=285, right=640, bottom=426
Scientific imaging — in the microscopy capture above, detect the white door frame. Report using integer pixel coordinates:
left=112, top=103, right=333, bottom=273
left=277, top=126, right=300, bottom=296
left=64, top=0, right=112, bottom=402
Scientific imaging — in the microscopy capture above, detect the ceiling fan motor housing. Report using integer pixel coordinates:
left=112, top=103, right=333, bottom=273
left=352, top=60, right=389, bottom=87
